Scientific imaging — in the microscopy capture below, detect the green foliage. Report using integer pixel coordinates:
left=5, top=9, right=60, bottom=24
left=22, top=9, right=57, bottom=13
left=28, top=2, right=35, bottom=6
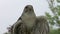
left=49, top=28, right=60, bottom=34
left=46, top=0, right=60, bottom=27
left=46, top=0, right=60, bottom=34
left=45, top=12, right=55, bottom=25
left=56, top=0, right=60, bottom=3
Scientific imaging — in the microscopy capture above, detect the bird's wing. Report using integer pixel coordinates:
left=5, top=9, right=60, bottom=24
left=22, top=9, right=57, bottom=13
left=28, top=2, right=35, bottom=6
left=13, top=19, right=27, bottom=34
left=32, top=16, right=49, bottom=34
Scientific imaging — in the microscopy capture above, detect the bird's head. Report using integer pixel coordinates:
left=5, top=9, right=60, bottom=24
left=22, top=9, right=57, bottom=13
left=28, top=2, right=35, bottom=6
left=24, top=5, right=34, bottom=13
left=22, top=5, right=35, bottom=15
left=21, top=5, right=36, bottom=19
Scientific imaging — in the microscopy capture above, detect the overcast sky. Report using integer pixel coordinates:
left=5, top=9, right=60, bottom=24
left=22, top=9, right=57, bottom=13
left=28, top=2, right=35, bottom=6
left=0, top=0, right=52, bottom=34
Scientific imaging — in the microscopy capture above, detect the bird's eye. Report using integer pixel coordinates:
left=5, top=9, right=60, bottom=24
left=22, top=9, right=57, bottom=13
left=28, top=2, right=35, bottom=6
left=25, top=7, right=28, bottom=9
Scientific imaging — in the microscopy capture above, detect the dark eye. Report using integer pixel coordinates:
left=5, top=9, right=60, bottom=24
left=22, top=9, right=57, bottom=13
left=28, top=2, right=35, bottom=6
left=25, top=7, right=28, bottom=9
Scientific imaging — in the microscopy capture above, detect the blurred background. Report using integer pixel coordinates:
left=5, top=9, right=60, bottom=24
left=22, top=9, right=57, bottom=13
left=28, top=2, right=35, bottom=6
left=0, top=0, right=60, bottom=34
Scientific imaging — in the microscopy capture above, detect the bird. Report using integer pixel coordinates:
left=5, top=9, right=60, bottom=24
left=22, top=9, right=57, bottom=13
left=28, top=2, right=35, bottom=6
left=9, top=5, right=49, bottom=34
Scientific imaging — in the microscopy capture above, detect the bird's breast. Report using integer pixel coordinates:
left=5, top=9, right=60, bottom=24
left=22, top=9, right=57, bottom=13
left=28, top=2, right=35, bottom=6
left=26, top=19, right=35, bottom=27
left=21, top=14, right=36, bottom=29
left=23, top=18, right=36, bottom=28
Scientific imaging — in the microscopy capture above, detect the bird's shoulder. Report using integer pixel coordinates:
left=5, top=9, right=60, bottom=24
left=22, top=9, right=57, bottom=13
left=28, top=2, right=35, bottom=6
left=36, top=16, right=47, bottom=22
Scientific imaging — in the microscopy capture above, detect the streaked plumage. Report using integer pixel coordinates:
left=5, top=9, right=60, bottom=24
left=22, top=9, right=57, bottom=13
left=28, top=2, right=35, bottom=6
left=9, top=5, right=49, bottom=34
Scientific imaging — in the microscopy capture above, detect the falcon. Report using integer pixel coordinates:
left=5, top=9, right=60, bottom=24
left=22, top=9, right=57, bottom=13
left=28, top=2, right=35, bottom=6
left=9, top=5, right=49, bottom=34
